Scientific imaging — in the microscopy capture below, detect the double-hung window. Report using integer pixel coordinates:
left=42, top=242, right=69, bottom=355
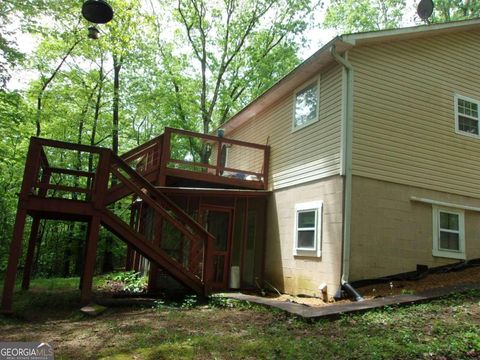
left=294, top=202, right=322, bottom=257
left=455, top=95, right=480, bottom=137
left=432, top=206, right=465, bottom=260
left=293, top=80, right=319, bottom=131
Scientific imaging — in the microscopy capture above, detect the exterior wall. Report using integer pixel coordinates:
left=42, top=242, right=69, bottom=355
left=349, top=29, right=480, bottom=198
left=227, top=64, right=343, bottom=190
left=264, top=175, right=344, bottom=297
left=350, top=176, right=480, bottom=281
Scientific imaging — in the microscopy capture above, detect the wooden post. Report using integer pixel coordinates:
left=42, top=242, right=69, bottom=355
left=21, top=217, right=42, bottom=290
left=80, top=216, right=101, bottom=304
left=1, top=208, right=28, bottom=313
left=92, top=149, right=112, bottom=210
left=215, top=140, right=222, bottom=176
left=158, top=128, right=171, bottom=185
left=262, top=146, right=270, bottom=190
left=203, top=234, right=214, bottom=295
left=126, top=198, right=138, bottom=271
left=148, top=213, right=163, bottom=293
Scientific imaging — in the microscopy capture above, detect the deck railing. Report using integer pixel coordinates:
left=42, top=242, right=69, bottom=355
left=23, top=137, right=214, bottom=288
left=162, top=127, right=270, bottom=190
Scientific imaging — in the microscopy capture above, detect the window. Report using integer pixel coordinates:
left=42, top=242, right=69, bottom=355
left=294, top=201, right=322, bottom=257
left=432, top=206, right=465, bottom=260
left=293, top=80, right=319, bottom=131
left=455, top=94, right=480, bottom=137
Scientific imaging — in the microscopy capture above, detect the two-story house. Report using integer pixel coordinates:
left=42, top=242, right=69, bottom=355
left=219, top=18, right=480, bottom=298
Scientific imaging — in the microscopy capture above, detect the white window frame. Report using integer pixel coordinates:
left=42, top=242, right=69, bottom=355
left=454, top=94, right=480, bottom=138
left=293, top=201, right=323, bottom=257
left=432, top=205, right=466, bottom=260
left=292, top=78, right=320, bottom=132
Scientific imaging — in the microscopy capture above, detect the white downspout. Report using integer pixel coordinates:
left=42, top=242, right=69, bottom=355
left=330, top=45, right=354, bottom=287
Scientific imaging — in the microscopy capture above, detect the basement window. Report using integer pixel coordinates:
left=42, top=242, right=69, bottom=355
left=432, top=206, right=465, bottom=260
left=293, top=80, right=319, bottom=131
left=294, top=201, right=322, bottom=257
left=455, top=94, right=480, bottom=137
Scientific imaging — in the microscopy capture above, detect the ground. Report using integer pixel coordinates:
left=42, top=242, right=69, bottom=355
left=264, top=265, right=480, bottom=307
left=0, top=275, right=479, bottom=359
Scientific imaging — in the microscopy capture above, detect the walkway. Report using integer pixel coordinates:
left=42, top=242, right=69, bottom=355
left=223, top=283, right=480, bottom=319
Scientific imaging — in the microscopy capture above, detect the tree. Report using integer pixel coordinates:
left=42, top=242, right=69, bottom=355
left=0, top=0, right=319, bottom=277
left=323, top=0, right=407, bottom=33
left=431, top=0, right=480, bottom=22
left=153, top=0, right=314, bottom=139
left=0, top=0, right=48, bottom=88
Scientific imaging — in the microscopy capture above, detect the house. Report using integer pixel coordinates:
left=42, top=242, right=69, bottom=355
left=218, top=17, right=480, bottom=298
left=2, top=19, right=480, bottom=313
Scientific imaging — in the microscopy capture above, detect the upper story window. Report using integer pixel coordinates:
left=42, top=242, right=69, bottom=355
left=432, top=205, right=465, bottom=260
left=293, top=80, right=319, bottom=131
left=455, top=94, right=480, bottom=137
left=294, top=201, right=323, bottom=257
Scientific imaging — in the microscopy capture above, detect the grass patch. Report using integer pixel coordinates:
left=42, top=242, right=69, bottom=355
left=0, top=277, right=479, bottom=359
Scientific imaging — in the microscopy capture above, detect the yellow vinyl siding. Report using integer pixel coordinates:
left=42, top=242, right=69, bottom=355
left=227, top=64, right=343, bottom=190
left=350, top=29, right=480, bottom=198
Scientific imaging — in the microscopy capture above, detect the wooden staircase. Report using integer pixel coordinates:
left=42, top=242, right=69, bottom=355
left=0, top=135, right=211, bottom=313
left=0, top=128, right=270, bottom=313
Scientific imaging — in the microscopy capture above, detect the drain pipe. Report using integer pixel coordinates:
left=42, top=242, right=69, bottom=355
left=330, top=45, right=364, bottom=302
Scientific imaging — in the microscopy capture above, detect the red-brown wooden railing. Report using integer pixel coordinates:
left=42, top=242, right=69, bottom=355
left=23, top=137, right=214, bottom=291
left=162, top=127, right=270, bottom=190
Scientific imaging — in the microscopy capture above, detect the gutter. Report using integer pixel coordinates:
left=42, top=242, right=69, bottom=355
left=330, top=45, right=362, bottom=300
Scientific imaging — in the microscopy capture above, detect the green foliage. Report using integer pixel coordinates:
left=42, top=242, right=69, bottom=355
left=103, top=271, right=148, bottom=293
left=324, top=0, right=480, bottom=34
left=432, top=0, right=480, bottom=22
left=180, top=294, right=200, bottom=309
left=156, top=0, right=315, bottom=133
left=324, top=0, right=407, bottom=33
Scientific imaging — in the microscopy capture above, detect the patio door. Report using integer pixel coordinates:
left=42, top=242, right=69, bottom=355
left=199, top=206, right=233, bottom=290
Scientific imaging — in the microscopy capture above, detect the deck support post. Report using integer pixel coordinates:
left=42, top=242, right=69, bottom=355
left=1, top=208, right=28, bottom=313
left=80, top=216, right=101, bottom=304
left=21, top=217, right=42, bottom=290
left=126, top=201, right=136, bottom=271
left=148, top=214, right=163, bottom=293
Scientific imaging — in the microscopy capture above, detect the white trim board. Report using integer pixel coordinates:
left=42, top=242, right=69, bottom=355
left=410, top=196, right=480, bottom=212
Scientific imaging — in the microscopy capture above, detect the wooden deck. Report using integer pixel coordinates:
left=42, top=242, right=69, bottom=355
left=120, top=127, right=269, bottom=191
left=1, top=128, right=269, bottom=313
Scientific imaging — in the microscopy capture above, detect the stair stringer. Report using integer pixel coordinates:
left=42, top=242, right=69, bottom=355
left=100, top=209, right=205, bottom=295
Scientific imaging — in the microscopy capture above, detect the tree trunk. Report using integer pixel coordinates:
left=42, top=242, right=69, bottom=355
left=102, top=54, right=123, bottom=273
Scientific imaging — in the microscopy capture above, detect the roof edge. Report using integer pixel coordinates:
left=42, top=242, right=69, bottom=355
left=219, top=17, right=480, bottom=135
left=218, top=36, right=346, bottom=134
left=341, top=17, right=480, bottom=45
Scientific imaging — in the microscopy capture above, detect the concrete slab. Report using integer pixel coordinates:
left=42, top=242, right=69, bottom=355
left=223, top=283, right=480, bottom=319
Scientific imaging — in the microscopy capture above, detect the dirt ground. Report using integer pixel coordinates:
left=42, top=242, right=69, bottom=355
left=261, top=265, right=480, bottom=308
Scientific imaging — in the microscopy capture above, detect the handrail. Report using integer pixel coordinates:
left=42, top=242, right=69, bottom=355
left=163, top=127, right=269, bottom=189
left=110, top=166, right=202, bottom=243
left=48, top=167, right=95, bottom=178
left=120, top=135, right=163, bottom=162
left=165, top=127, right=268, bottom=150
left=31, top=137, right=107, bottom=154
left=111, top=153, right=214, bottom=241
